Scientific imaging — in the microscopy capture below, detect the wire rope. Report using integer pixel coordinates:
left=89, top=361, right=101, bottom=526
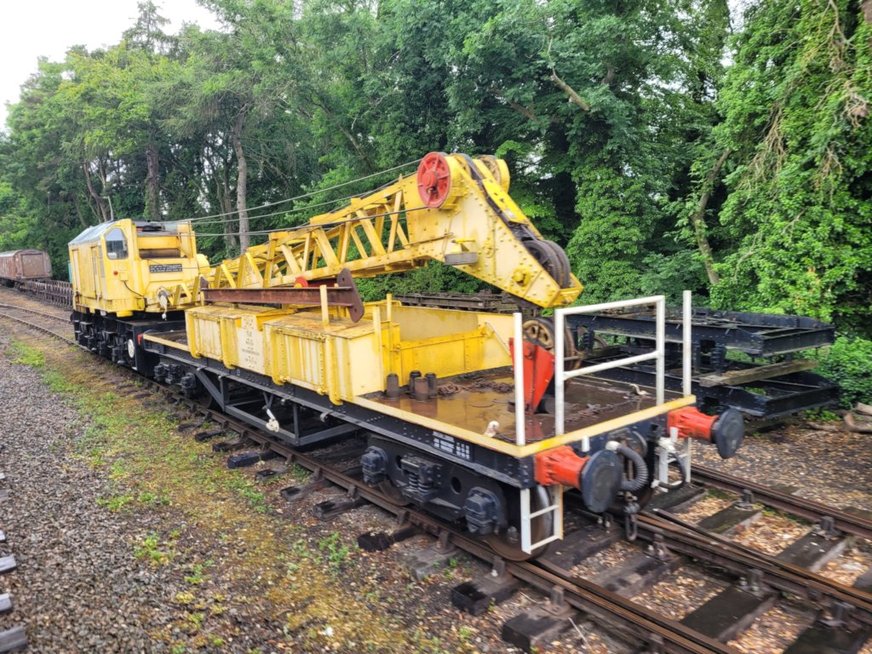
left=192, top=205, right=429, bottom=239
left=185, top=158, right=421, bottom=225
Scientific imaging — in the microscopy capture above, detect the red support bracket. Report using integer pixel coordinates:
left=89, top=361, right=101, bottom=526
left=509, top=338, right=555, bottom=414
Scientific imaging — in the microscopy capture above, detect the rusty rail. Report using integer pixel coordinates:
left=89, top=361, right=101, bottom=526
left=692, top=464, right=872, bottom=541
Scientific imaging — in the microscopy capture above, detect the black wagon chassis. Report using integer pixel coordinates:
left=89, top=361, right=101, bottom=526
left=142, top=337, right=537, bottom=489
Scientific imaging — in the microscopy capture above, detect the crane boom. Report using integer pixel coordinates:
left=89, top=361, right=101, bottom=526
left=210, top=152, right=582, bottom=309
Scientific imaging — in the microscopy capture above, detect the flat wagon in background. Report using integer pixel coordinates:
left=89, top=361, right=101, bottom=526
left=0, top=249, right=53, bottom=285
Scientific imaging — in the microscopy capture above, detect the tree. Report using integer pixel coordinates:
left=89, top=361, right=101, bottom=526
left=706, top=0, right=872, bottom=334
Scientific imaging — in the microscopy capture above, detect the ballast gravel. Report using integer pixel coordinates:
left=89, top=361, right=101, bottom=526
left=0, top=332, right=178, bottom=652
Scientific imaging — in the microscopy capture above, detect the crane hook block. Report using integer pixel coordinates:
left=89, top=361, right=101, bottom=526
left=417, top=152, right=457, bottom=208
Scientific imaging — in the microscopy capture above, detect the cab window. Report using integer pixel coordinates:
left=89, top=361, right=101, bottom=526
left=105, top=228, right=128, bottom=260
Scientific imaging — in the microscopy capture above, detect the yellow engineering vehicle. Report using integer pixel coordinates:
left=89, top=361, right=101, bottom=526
left=69, top=219, right=210, bottom=369
left=72, top=152, right=742, bottom=558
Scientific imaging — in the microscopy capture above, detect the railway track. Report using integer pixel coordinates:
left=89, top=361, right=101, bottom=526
left=135, top=386, right=739, bottom=653
left=133, top=379, right=872, bottom=654
left=692, top=464, right=872, bottom=541
left=12, top=280, right=72, bottom=309
left=0, top=303, right=72, bottom=342
left=1, top=292, right=870, bottom=653
left=640, top=511, right=872, bottom=617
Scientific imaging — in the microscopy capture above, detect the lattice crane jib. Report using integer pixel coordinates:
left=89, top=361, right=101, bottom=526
left=209, top=153, right=583, bottom=309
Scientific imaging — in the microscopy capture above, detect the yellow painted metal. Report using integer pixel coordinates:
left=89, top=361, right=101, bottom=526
left=266, top=311, right=385, bottom=404
left=148, top=306, right=694, bottom=457
left=386, top=305, right=513, bottom=382
left=209, top=154, right=582, bottom=309
left=180, top=301, right=514, bottom=405
left=68, top=219, right=209, bottom=317
left=185, top=304, right=287, bottom=371
left=350, top=395, right=697, bottom=458
left=139, top=331, right=189, bottom=352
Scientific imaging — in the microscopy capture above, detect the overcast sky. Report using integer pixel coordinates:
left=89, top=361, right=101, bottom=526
left=0, top=0, right=220, bottom=128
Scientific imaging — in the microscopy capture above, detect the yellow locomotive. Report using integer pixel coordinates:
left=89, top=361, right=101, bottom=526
left=69, top=219, right=209, bottom=369
left=69, top=153, right=742, bottom=559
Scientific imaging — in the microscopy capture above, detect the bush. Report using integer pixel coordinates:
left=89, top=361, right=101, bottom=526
left=813, top=336, right=872, bottom=408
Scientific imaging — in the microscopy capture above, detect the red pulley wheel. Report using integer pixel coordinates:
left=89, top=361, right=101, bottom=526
left=417, top=152, right=452, bottom=208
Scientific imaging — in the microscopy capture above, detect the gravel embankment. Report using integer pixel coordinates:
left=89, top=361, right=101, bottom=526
left=0, top=331, right=178, bottom=652
left=0, top=320, right=610, bottom=654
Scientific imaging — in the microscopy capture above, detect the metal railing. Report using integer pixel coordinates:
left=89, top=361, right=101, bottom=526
left=511, top=292, right=695, bottom=553
left=554, top=295, right=667, bottom=451
left=510, top=292, right=698, bottom=449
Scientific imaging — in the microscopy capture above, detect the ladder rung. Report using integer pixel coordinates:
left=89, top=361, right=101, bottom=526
left=529, top=534, right=561, bottom=550
left=530, top=504, right=559, bottom=519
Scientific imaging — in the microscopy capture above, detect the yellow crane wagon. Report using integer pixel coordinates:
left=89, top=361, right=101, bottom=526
left=71, top=153, right=743, bottom=559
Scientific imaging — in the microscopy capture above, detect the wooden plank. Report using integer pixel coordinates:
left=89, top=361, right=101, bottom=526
left=698, top=359, right=817, bottom=388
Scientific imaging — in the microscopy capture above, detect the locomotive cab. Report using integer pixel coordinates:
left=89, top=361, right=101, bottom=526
left=69, top=219, right=209, bottom=373
left=69, top=219, right=208, bottom=318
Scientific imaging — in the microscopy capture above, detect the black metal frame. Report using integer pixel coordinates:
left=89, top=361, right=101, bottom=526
left=565, top=307, right=837, bottom=418
left=567, top=308, right=834, bottom=357
left=142, top=337, right=537, bottom=489
left=577, top=356, right=838, bottom=419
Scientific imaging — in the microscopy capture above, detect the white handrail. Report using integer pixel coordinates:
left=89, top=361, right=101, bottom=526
left=682, top=290, right=692, bottom=396
left=555, top=295, right=667, bottom=452
left=512, top=312, right=526, bottom=446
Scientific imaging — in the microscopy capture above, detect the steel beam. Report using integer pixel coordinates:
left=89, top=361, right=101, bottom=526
left=201, top=268, right=364, bottom=322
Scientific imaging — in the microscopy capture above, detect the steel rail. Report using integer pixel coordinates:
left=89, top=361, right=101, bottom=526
left=176, top=396, right=736, bottom=654
left=639, top=513, right=872, bottom=625
left=692, top=464, right=872, bottom=541
left=0, top=307, right=75, bottom=343
left=0, top=302, right=70, bottom=324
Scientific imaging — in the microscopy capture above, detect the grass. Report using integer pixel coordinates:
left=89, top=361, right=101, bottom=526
left=134, top=532, right=174, bottom=565
left=9, top=341, right=45, bottom=367
left=5, top=335, right=439, bottom=652
left=317, top=532, right=353, bottom=569
left=184, top=561, right=212, bottom=585
left=97, top=493, right=135, bottom=511
left=289, top=462, right=311, bottom=481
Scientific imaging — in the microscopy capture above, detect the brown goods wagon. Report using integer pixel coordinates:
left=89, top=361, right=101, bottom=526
left=0, top=250, right=53, bottom=283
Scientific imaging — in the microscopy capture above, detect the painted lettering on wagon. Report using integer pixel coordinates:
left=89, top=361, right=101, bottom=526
left=432, top=431, right=471, bottom=460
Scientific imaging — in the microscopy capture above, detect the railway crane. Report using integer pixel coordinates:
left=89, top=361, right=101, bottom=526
left=70, top=152, right=743, bottom=558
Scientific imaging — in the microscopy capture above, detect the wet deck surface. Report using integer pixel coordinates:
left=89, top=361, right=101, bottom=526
left=368, top=369, right=657, bottom=442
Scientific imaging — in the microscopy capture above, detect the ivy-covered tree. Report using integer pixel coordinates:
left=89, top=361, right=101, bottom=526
left=705, top=0, right=871, bottom=334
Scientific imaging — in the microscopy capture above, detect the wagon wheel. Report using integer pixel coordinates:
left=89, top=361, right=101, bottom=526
left=522, top=317, right=581, bottom=370
left=576, top=327, right=609, bottom=358
left=377, top=479, right=411, bottom=506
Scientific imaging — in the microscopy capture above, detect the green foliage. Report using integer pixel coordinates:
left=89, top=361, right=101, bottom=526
left=356, top=261, right=484, bottom=301
left=98, top=494, right=135, bottom=511
left=317, top=532, right=352, bottom=569
left=706, top=0, right=872, bottom=335
left=8, top=342, right=46, bottom=368
left=0, top=0, right=868, bottom=345
left=134, top=532, right=174, bottom=565
left=813, top=337, right=872, bottom=408
left=184, top=561, right=212, bottom=585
